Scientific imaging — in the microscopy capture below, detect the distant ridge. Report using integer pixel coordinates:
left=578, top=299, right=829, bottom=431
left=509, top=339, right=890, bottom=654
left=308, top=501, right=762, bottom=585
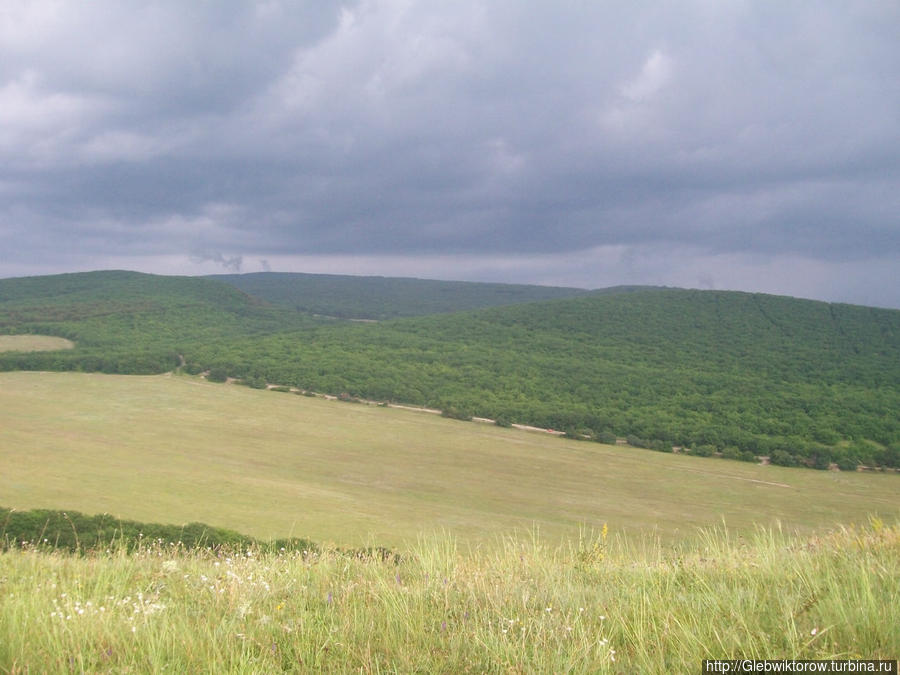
left=207, top=271, right=591, bottom=319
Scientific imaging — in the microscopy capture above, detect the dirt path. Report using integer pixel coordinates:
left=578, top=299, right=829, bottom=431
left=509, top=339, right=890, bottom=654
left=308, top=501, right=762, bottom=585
left=384, top=403, right=442, bottom=415
left=511, top=423, right=565, bottom=436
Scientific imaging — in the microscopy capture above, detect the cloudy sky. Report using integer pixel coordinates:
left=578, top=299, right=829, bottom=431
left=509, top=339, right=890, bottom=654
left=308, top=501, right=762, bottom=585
left=2, top=1, right=898, bottom=307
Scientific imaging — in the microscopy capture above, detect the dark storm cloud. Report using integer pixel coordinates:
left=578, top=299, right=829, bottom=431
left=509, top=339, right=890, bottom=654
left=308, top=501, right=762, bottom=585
left=1, top=1, right=898, bottom=305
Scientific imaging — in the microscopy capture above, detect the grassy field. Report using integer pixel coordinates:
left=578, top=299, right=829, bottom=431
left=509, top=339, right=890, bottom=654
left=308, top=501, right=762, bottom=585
left=1, top=372, right=896, bottom=548
left=0, top=335, right=74, bottom=352
left=1, top=522, right=897, bottom=672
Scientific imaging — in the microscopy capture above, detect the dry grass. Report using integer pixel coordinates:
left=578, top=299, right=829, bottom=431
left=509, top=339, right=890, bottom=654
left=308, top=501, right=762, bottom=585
left=0, top=335, right=74, bottom=352
left=1, top=371, right=897, bottom=548
left=1, top=521, right=897, bottom=673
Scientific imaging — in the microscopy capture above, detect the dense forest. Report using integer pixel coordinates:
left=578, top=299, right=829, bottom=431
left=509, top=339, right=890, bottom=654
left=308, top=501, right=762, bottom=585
left=0, top=271, right=318, bottom=373
left=1, top=271, right=898, bottom=469
left=208, top=271, right=590, bottom=319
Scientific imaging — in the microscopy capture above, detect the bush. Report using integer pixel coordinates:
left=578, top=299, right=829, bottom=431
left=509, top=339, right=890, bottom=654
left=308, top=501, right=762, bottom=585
left=721, top=446, right=741, bottom=461
left=811, top=425, right=841, bottom=445
left=207, top=367, right=228, bottom=383
left=847, top=440, right=876, bottom=467
left=693, top=444, right=716, bottom=457
left=494, top=416, right=512, bottom=428
left=441, top=406, right=472, bottom=421
left=836, top=454, right=859, bottom=472
left=876, top=443, right=900, bottom=468
left=0, top=507, right=318, bottom=554
left=595, top=431, right=617, bottom=445
left=239, top=376, right=267, bottom=389
left=809, top=449, right=833, bottom=470
left=770, top=450, right=797, bottom=467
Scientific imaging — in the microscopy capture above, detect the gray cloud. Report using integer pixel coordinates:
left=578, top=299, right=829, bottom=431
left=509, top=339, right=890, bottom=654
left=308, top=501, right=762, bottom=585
left=1, top=1, right=898, bottom=306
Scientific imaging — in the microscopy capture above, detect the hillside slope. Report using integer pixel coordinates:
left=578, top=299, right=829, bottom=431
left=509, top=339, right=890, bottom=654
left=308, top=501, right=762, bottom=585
left=208, top=271, right=590, bottom=319
left=2, top=371, right=896, bottom=544
left=185, top=288, right=900, bottom=468
left=0, top=271, right=315, bottom=373
left=1, top=271, right=897, bottom=468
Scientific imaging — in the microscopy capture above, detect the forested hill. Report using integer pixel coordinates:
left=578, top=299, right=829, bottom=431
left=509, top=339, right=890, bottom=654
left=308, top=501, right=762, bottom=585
left=0, top=270, right=317, bottom=373
left=0, top=270, right=257, bottom=310
left=207, top=271, right=591, bottom=319
left=185, top=288, right=900, bottom=469
left=1, top=270, right=898, bottom=469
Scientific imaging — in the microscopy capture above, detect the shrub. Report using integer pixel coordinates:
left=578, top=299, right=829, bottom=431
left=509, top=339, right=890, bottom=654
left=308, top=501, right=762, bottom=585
left=693, top=444, right=716, bottom=457
left=0, top=507, right=313, bottom=554
left=207, top=367, right=228, bottom=383
left=836, top=454, right=859, bottom=472
left=770, top=450, right=797, bottom=467
left=239, top=376, right=267, bottom=389
left=595, top=430, right=617, bottom=445
left=441, top=406, right=472, bottom=421
left=876, top=443, right=900, bottom=468
left=721, top=446, right=741, bottom=460
left=649, top=439, right=670, bottom=452
left=809, top=448, right=833, bottom=470
left=847, top=440, right=876, bottom=467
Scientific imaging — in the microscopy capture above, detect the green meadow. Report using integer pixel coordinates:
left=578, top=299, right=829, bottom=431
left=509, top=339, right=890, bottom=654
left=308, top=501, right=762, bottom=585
left=1, top=371, right=896, bottom=548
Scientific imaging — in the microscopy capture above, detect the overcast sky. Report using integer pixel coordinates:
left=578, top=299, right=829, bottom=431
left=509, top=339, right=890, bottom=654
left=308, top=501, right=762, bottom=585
left=2, top=1, right=899, bottom=307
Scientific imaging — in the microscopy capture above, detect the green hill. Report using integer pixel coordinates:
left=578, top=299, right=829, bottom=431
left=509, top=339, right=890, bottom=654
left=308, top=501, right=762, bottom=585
left=208, top=271, right=590, bottom=319
left=184, top=288, right=900, bottom=468
left=1, top=271, right=898, bottom=469
left=0, top=270, right=317, bottom=373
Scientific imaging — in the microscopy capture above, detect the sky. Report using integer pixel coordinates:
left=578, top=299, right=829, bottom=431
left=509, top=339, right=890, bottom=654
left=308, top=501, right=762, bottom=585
left=1, top=1, right=899, bottom=308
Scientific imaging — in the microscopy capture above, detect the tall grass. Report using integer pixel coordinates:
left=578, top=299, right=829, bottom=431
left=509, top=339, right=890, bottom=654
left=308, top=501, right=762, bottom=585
left=1, top=522, right=897, bottom=673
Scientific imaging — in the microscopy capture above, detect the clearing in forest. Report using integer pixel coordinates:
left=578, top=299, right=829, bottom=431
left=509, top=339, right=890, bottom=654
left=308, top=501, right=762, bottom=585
left=0, top=335, right=74, bottom=352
